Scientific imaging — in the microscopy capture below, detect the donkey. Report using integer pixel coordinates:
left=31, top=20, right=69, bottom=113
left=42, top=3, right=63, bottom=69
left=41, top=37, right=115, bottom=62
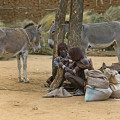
left=0, top=23, right=41, bottom=83
left=48, top=21, right=120, bottom=63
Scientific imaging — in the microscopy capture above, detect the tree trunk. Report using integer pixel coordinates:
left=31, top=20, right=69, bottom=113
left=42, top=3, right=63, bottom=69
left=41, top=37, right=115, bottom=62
left=52, top=0, right=68, bottom=82
left=68, top=0, right=84, bottom=49
left=53, top=0, right=68, bottom=58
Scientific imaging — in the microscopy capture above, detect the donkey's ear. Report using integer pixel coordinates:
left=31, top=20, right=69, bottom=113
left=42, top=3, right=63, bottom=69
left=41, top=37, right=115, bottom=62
left=37, top=24, right=42, bottom=30
left=52, top=21, right=55, bottom=25
left=0, top=29, right=6, bottom=38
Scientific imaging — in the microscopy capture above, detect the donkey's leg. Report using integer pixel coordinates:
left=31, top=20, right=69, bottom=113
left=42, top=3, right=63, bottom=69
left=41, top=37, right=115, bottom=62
left=16, top=54, right=23, bottom=82
left=0, top=48, right=4, bottom=57
left=22, top=51, right=29, bottom=83
left=115, top=48, right=120, bottom=64
left=81, top=35, right=89, bottom=58
left=81, top=47, right=87, bottom=58
left=113, top=40, right=120, bottom=64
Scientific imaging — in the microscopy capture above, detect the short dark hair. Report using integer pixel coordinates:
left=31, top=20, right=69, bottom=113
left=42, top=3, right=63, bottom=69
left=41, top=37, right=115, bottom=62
left=57, top=42, right=68, bottom=56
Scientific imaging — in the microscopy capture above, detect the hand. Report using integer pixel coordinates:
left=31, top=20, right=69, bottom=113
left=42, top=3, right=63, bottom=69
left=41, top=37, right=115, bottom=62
left=59, top=62, right=64, bottom=68
left=69, top=59, right=72, bottom=63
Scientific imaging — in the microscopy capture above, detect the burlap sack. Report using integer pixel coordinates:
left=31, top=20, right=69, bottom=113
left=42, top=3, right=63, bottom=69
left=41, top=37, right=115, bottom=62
left=85, top=85, right=112, bottom=102
left=84, top=69, right=109, bottom=89
left=109, top=83, right=120, bottom=98
left=104, top=68, right=120, bottom=84
left=43, top=87, right=72, bottom=98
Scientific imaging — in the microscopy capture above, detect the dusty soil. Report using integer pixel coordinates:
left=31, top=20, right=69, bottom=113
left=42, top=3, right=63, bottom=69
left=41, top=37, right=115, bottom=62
left=0, top=55, right=120, bottom=120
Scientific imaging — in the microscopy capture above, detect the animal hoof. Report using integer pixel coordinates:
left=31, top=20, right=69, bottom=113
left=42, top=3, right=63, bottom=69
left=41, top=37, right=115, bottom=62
left=18, top=79, right=24, bottom=83
left=24, top=81, right=30, bottom=83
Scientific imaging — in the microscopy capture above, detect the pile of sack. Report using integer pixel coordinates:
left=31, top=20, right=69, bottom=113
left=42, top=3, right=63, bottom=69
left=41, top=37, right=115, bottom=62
left=104, top=68, right=120, bottom=98
left=84, top=68, right=120, bottom=102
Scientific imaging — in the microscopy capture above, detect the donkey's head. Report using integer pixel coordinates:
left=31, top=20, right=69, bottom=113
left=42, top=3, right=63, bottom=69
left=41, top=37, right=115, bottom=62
left=48, top=21, right=69, bottom=49
left=48, top=21, right=55, bottom=49
left=24, top=23, right=42, bottom=52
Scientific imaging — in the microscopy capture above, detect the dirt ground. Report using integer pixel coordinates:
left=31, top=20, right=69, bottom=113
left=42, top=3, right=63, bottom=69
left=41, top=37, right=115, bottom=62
left=0, top=55, right=120, bottom=120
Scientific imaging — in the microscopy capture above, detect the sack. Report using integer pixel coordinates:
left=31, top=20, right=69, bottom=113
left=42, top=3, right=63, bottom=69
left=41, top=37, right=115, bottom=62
left=111, top=74, right=120, bottom=84
left=43, top=87, right=72, bottom=98
left=85, top=85, right=112, bottom=102
left=109, top=83, right=120, bottom=98
left=104, top=68, right=120, bottom=84
left=84, top=69, right=109, bottom=89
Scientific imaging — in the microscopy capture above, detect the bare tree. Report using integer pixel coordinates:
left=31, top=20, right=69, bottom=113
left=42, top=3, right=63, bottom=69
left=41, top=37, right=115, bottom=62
left=50, top=0, right=68, bottom=89
left=53, top=0, right=68, bottom=58
left=68, top=0, right=84, bottom=49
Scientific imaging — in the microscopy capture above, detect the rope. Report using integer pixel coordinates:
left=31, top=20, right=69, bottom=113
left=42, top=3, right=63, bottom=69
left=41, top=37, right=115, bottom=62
left=20, top=28, right=31, bottom=45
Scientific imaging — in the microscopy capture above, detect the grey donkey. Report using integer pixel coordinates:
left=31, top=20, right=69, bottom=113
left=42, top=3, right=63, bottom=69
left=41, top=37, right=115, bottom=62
left=0, top=23, right=42, bottom=83
left=48, top=21, right=120, bottom=63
